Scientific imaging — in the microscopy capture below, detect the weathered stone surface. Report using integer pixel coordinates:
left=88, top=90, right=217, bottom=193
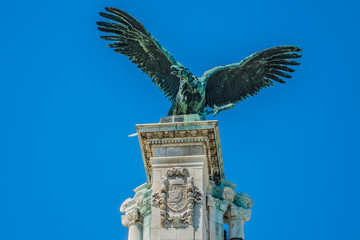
left=120, top=120, right=253, bottom=240
left=160, top=114, right=204, bottom=123
left=153, top=145, right=204, bottom=157
left=150, top=157, right=207, bottom=239
left=136, top=120, right=224, bottom=184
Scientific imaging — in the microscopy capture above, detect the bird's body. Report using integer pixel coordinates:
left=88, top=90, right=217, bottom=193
left=171, top=79, right=205, bottom=115
left=168, top=68, right=205, bottom=115
left=97, top=7, right=302, bottom=118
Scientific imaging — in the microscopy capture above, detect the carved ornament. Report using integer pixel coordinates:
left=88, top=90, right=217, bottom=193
left=121, top=209, right=141, bottom=227
left=152, top=167, right=202, bottom=227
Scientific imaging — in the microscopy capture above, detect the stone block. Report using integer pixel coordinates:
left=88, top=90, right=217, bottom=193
left=143, top=227, right=150, bottom=240
left=153, top=145, right=204, bottom=157
left=194, top=180, right=203, bottom=190
left=194, top=168, right=203, bottom=180
left=150, top=228, right=159, bottom=240
left=152, top=170, right=162, bottom=182
left=194, top=203, right=203, bottom=217
left=151, top=210, right=161, bottom=229
left=159, top=227, right=177, bottom=240
left=176, top=227, right=194, bottom=239
left=209, top=210, right=225, bottom=224
left=143, top=216, right=151, bottom=227
left=209, top=222, right=224, bottom=239
left=152, top=181, right=160, bottom=192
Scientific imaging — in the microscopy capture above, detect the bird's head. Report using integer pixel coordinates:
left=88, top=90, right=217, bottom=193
left=171, top=65, right=189, bottom=78
left=171, top=65, right=197, bottom=87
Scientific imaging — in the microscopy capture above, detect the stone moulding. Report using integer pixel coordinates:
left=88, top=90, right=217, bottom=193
left=136, top=121, right=224, bottom=183
left=152, top=167, right=202, bottom=228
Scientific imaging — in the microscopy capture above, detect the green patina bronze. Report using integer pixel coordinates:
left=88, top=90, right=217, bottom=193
left=97, top=7, right=302, bottom=118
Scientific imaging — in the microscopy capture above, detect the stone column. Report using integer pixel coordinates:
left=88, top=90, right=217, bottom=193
left=207, top=183, right=253, bottom=240
left=120, top=183, right=152, bottom=240
left=227, top=204, right=251, bottom=240
left=128, top=223, right=143, bottom=240
left=228, top=219, right=243, bottom=240
left=207, top=195, right=228, bottom=240
left=121, top=210, right=143, bottom=240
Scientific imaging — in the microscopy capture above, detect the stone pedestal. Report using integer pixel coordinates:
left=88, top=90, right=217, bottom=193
left=120, top=119, right=253, bottom=240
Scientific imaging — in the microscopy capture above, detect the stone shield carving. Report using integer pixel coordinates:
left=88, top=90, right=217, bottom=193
left=152, top=167, right=202, bottom=228
left=168, top=184, right=187, bottom=211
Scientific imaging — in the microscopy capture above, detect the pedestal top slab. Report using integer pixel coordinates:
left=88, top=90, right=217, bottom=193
left=160, top=114, right=204, bottom=123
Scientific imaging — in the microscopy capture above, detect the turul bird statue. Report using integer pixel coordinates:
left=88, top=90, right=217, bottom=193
left=97, top=7, right=302, bottom=118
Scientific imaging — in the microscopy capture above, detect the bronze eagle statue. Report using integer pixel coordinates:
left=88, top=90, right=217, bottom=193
left=97, top=7, right=302, bottom=118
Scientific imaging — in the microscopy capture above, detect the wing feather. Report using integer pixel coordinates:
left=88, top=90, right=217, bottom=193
left=97, top=7, right=181, bottom=102
left=204, top=46, right=302, bottom=108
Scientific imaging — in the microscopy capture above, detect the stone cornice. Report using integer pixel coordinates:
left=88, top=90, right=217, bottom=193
left=136, top=121, right=225, bottom=183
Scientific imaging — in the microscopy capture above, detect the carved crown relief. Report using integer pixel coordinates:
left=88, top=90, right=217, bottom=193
left=152, top=167, right=202, bottom=228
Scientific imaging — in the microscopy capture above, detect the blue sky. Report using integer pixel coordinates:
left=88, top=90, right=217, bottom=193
left=0, top=0, right=359, bottom=239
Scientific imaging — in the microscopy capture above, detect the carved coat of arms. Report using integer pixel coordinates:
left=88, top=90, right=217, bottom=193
left=152, top=167, right=202, bottom=227
left=168, top=183, right=187, bottom=211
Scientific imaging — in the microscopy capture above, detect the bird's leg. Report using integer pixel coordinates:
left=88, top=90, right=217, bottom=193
left=212, top=103, right=236, bottom=117
left=199, top=108, right=213, bottom=117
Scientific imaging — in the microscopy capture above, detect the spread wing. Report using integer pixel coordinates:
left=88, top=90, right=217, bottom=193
left=204, top=46, right=302, bottom=108
left=97, top=7, right=181, bottom=102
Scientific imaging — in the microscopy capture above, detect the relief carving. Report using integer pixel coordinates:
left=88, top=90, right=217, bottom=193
left=223, top=187, right=236, bottom=203
left=139, top=199, right=151, bottom=216
left=152, top=167, right=202, bottom=228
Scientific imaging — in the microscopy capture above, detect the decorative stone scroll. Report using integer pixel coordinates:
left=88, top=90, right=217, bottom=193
left=207, top=180, right=253, bottom=210
left=225, top=204, right=251, bottom=222
left=121, top=209, right=141, bottom=227
left=152, top=167, right=202, bottom=227
left=120, top=183, right=152, bottom=229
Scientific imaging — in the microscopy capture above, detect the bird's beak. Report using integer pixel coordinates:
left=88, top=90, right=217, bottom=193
left=170, top=65, right=180, bottom=71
